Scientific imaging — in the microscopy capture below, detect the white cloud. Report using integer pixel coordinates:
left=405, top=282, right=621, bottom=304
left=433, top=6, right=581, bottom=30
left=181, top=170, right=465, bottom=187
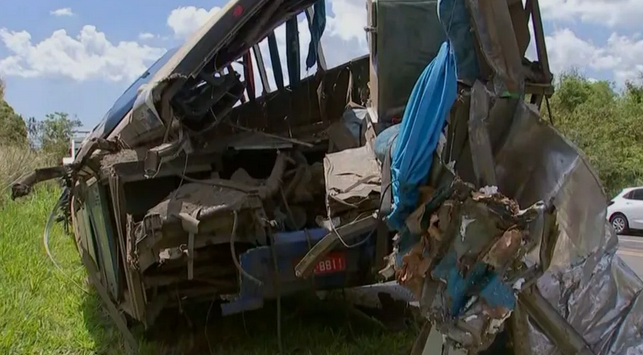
left=540, top=0, right=643, bottom=27
left=164, top=0, right=369, bottom=92
left=546, top=28, right=643, bottom=84
left=138, top=32, right=156, bottom=40
left=326, top=0, right=368, bottom=47
left=259, top=0, right=368, bottom=73
left=0, top=26, right=166, bottom=82
left=167, top=6, right=221, bottom=39
left=50, top=8, right=74, bottom=17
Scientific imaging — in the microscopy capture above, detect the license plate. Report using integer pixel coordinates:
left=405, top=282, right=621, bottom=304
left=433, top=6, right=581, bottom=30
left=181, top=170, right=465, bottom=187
left=297, top=253, right=346, bottom=276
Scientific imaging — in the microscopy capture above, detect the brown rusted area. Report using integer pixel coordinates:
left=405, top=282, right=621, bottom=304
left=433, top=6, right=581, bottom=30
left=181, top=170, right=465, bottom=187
left=482, top=228, right=523, bottom=270
left=396, top=205, right=449, bottom=298
left=396, top=237, right=432, bottom=298
left=472, top=189, right=521, bottom=215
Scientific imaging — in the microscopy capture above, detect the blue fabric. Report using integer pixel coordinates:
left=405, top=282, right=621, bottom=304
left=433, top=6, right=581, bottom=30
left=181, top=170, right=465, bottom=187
left=306, top=0, right=326, bottom=70
left=438, top=0, right=479, bottom=85
left=387, top=41, right=457, bottom=231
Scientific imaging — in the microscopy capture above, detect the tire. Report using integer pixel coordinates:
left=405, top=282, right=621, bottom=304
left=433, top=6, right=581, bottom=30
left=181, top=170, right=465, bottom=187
left=610, top=213, right=629, bottom=234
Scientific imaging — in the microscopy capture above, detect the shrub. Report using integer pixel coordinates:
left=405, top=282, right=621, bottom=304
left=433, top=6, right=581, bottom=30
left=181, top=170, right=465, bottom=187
left=0, top=145, right=57, bottom=203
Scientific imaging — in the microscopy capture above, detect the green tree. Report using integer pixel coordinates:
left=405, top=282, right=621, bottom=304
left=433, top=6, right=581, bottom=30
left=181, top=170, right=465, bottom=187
left=0, top=78, right=28, bottom=146
left=543, top=73, right=643, bottom=196
left=28, top=112, right=82, bottom=161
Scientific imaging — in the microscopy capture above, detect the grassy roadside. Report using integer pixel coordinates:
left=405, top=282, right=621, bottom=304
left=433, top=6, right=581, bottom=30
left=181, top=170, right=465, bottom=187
left=0, top=187, right=419, bottom=355
left=0, top=187, right=124, bottom=354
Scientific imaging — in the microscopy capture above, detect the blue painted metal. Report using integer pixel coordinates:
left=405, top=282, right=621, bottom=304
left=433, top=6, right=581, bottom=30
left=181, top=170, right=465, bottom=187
left=432, top=252, right=515, bottom=317
left=388, top=41, right=458, bottom=231
left=86, top=47, right=180, bottom=140
left=221, top=228, right=375, bottom=316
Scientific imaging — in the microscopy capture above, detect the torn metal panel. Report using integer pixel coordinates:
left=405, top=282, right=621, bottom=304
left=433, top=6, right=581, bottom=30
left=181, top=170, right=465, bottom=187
left=493, top=103, right=607, bottom=263
left=108, top=0, right=321, bottom=149
left=466, top=0, right=525, bottom=96
left=492, top=101, right=643, bottom=355
left=391, top=174, right=548, bottom=353
left=146, top=183, right=249, bottom=218
left=132, top=182, right=263, bottom=272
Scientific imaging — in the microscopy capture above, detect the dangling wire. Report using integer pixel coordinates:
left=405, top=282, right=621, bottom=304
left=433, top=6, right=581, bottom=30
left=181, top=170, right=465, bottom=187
left=44, top=187, right=89, bottom=295
left=229, top=210, right=262, bottom=286
left=545, top=95, right=555, bottom=126
left=331, top=182, right=392, bottom=249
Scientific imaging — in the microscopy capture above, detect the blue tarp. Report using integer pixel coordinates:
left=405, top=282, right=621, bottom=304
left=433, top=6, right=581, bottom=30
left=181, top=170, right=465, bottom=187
left=387, top=41, right=457, bottom=231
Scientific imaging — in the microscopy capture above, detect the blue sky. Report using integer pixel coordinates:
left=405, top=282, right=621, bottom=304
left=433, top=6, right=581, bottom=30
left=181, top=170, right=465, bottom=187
left=1, top=0, right=642, bottom=130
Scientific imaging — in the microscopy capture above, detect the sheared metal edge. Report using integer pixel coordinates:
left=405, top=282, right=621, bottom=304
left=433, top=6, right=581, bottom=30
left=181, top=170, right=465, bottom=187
left=494, top=102, right=643, bottom=355
left=390, top=171, right=545, bottom=352
left=430, top=190, right=543, bottom=353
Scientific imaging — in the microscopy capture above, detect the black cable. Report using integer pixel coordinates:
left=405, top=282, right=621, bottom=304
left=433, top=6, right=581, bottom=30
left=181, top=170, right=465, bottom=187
left=46, top=188, right=90, bottom=295
left=230, top=210, right=262, bottom=286
left=545, top=95, right=554, bottom=126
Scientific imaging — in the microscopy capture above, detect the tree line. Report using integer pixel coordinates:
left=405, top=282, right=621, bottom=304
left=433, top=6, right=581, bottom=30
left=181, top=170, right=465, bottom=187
left=543, top=72, right=643, bottom=196
left=0, top=79, right=81, bottom=161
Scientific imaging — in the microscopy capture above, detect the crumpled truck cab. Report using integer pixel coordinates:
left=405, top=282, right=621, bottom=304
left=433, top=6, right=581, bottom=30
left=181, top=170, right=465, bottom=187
left=14, top=1, right=643, bottom=355
left=13, top=0, right=387, bottom=330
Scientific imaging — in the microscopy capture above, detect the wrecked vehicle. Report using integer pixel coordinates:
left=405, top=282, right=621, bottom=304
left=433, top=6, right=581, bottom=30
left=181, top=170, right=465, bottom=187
left=18, top=1, right=385, bottom=348
left=13, top=0, right=643, bottom=354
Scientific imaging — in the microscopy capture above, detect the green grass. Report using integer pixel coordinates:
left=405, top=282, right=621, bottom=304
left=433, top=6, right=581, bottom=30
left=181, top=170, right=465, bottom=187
left=0, top=188, right=419, bottom=354
left=0, top=187, right=124, bottom=354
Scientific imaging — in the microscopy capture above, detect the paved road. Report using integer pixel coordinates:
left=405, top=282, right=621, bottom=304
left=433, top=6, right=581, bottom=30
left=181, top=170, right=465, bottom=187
left=618, top=235, right=643, bottom=277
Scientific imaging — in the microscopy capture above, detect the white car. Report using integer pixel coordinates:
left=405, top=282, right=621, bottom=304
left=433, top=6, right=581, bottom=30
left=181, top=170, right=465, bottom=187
left=607, top=187, right=643, bottom=234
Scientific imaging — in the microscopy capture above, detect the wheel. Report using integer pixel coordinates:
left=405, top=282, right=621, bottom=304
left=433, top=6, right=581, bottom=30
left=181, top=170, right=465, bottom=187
left=610, top=213, right=629, bottom=234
